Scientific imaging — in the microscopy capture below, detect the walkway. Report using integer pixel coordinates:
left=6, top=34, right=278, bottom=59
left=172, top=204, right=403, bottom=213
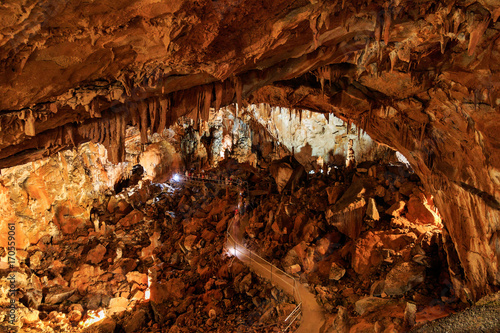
left=227, top=218, right=325, bottom=332
left=173, top=174, right=247, bottom=190
left=176, top=175, right=325, bottom=332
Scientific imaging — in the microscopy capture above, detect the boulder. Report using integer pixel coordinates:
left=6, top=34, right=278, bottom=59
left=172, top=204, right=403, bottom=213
left=45, top=286, right=76, bottom=305
left=118, top=210, right=144, bottom=227
left=366, top=198, right=380, bottom=221
left=386, top=201, right=406, bottom=217
left=184, top=235, right=198, bottom=251
left=383, top=262, right=425, bottom=296
left=329, top=262, right=346, bottom=280
left=354, top=297, right=393, bottom=315
left=326, top=186, right=345, bottom=205
left=123, top=309, right=148, bottom=333
left=86, top=244, right=107, bottom=264
left=406, top=192, right=441, bottom=225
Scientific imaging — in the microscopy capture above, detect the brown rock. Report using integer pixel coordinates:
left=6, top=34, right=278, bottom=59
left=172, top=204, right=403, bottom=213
left=366, top=198, right=380, bottom=221
left=386, top=201, right=406, bottom=217
left=184, top=235, right=198, bottom=251
left=118, top=210, right=144, bottom=227
left=201, top=229, right=216, bottom=242
left=406, top=192, right=441, bottom=225
left=68, top=309, right=83, bottom=322
left=108, top=297, right=130, bottom=315
left=150, top=278, right=186, bottom=303
left=315, top=237, right=331, bottom=256
left=398, top=182, right=415, bottom=197
left=329, top=262, right=346, bottom=280
left=45, top=286, right=76, bottom=305
left=355, top=297, right=393, bottom=315
left=123, top=309, right=148, bottom=333
left=383, top=262, right=425, bottom=296
left=126, top=271, right=148, bottom=286
left=326, top=186, right=344, bottom=205
left=86, top=244, right=107, bottom=264
left=53, top=201, right=88, bottom=234
left=404, top=302, right=417, bottom=327
left=352, top=233, right=383, bottom=276
left=287, top=264, right=301, bottom=274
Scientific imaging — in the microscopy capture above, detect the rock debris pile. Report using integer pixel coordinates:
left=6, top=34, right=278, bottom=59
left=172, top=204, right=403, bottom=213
left=240, top=160, right=461, bottom=332
left=0, top=169, right=295, bottom=333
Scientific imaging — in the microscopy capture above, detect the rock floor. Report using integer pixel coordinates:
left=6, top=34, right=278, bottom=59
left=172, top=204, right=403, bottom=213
left=2, top=160, right=498, bottom=333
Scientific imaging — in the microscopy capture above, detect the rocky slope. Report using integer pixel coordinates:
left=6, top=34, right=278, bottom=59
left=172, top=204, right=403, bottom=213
left=0, top=0, right=498, bottom=305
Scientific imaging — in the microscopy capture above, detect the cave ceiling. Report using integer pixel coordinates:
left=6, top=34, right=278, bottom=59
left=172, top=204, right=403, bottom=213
left=0, top=0, right=499, bottom=300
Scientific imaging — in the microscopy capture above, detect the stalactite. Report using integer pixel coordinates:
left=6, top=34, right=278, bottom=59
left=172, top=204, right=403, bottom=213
left=201, top=85, right=212, bottom=122
left=383, top=8, right=391, bottom=45
left=215, top=82, right=223, bottom=113
left=102, top=120, right=110, bottom=148
left=486, top=88, right=494, bottom=108
left=129, top=102, right=139, bottom=127
left=310, top=14, right=320, bottom=48
left=390, top=50, right=397, bottom=72
left=375, top=10, right=383, bottom=43
left=90, top=99, right=101, bottom=118
left=158, top=96, right=170, bottom=134
left=233, top=76, right=243, bottom=115
left=149, top=98, right=159, bottom=134
left=420, top=122, right=426, bottom=144
left=139, top=100, right=149, bottom=144
left=453, top=9, right=464, bottom=35
left=440, top=34, right=449, bottom=54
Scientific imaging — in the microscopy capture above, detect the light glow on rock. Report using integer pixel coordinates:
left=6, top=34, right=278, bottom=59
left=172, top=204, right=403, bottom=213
left=145, top=274, right=152, bottom=300
left=80, top=309, right=106, bottom=328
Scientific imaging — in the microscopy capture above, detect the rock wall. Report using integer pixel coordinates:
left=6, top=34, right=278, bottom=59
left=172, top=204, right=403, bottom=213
left=247, top=104, right=393, bottom=169
left=0, top=131, right=181, bottom=258
left=249, top=81, right=500, bottom=302
left=0, top=0, right=499, bottom=302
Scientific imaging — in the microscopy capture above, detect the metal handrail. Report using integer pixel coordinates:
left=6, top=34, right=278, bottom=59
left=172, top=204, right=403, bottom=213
left=174, top=175, right=301, bottom=331
left=180, top=175, right=248, bottom=188
left=226, top=219, right=302, bottom=332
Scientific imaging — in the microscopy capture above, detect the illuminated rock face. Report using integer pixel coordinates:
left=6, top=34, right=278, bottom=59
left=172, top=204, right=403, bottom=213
left=0, top=134, right=181, bottom=251
left=0, top=0, right=499, bottom=300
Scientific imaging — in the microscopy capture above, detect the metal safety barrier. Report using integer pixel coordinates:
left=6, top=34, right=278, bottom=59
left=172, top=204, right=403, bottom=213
left=173, top=175, right=301, bottom=330
left=226, top=219, right=302, bottom=332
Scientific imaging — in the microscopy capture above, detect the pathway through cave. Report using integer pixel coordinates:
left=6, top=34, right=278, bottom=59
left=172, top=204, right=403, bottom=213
left=226, top=215, right=325, bottom=332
